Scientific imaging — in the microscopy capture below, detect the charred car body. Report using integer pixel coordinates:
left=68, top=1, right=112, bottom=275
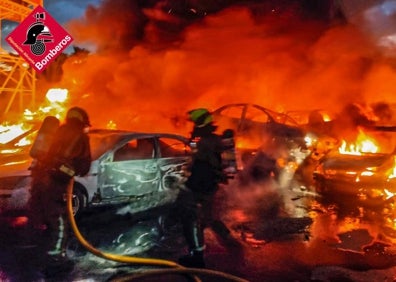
left=212, top=103, right=306, bottom=150
left=0, top=129, right=192, bottom=217
left=313, top=126, right=396, bottom=205
left=313, top=152, right=396, bottom=195
left=212, top=103, right=307, bottom=181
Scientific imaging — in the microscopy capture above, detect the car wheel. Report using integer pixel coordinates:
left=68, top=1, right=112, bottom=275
left=72, top=186, right=87, bottom=218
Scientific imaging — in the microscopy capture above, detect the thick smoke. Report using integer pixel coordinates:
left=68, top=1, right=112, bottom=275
left=52, top=0, right=396, bottom=134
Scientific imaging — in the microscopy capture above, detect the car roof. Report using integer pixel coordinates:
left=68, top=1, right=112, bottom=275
left=212, top=103, right=300, bottom=126
left=88, top=129, right=189, bottom=141
left=322, top=152, right=392, bottom=169
left=88, top=129, right=190, bottom=160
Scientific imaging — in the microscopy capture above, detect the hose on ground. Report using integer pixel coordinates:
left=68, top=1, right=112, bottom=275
left=66, top=179, right=249, bottom=282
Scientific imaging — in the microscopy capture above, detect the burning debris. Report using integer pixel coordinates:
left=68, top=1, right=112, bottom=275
left=0, top=88, right=69, bottom=153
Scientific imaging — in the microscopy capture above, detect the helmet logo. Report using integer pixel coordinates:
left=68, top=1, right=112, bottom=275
left=5, top=5, right=73, bottom=73
left=23, top=12, right=53, bottom=56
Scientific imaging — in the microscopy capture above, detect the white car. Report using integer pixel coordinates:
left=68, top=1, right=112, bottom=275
left=0, top=129, right=192, bottom=217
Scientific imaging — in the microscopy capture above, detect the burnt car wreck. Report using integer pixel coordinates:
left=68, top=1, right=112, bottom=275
left=0, top=129, right=193, bottom=217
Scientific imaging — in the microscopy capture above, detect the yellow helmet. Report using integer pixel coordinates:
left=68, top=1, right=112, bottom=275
left=187, top=108, right=213, bottom=128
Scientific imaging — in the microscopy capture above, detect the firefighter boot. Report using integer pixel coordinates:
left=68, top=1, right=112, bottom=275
left=179, top=220, right=206, bottom=268
left=211, top=219, right=242, bottom=248
left=178, top=250, right=205, bottom=268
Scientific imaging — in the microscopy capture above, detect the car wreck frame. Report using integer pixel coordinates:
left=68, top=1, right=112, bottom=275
left=0, top=129, right=192, bottom=217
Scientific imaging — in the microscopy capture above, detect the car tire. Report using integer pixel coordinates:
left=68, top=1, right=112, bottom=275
left=72, top=185, right=87, bottom=218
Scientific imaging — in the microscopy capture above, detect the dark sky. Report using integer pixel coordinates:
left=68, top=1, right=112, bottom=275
left=43, top=0, right=101, bottom=24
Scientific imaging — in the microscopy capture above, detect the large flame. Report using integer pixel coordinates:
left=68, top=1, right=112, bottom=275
left=338, top=129, right=379, bottom=155
left=0, top=88, right=71, bottom=150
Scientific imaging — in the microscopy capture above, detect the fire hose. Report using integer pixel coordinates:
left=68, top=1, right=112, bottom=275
left=66, top=179, right=249, bottom=282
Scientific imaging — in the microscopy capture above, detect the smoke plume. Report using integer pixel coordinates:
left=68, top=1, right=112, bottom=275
left=48, top=0, right=396, bottom=134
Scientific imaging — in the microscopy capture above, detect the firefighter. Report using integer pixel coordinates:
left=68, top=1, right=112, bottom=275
left=177, top=108, right=237, bottom=268
left=28, top=107, right=91, bottom=268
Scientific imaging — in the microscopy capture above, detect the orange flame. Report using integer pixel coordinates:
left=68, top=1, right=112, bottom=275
left=0, top=88, right=70, bottom=151
left=338, top=129, right=379, bottom=155
left=387, top=157, right=396, bottom=180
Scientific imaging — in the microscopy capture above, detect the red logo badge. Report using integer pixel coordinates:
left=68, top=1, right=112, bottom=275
left=6, top=5, right=73, bottom=73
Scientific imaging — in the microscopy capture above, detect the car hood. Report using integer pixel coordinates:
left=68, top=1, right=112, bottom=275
left=321, top=153, right=394, bottom=170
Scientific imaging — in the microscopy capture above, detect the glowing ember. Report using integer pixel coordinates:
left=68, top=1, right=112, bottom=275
left=338, top=129, right=379, bottom=155
left=106, top=120, right=117, bottom=129
left=322, top=113, right=332, bottom=122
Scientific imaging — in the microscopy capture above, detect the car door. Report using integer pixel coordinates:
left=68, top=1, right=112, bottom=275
left=97, top=136, right=160, bottom=201
left=213, top=104, right=245, bottom=133
left=156, top=136, right=191, bottom=194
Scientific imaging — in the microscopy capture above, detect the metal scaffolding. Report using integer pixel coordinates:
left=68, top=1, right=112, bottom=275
left=0, top=0, right=42, bottom=117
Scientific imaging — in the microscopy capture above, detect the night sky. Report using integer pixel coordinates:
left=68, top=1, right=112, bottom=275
left=43, top=0, right=101, bottom=24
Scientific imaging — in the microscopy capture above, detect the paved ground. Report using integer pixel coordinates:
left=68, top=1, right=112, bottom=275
left=1, top=179, right=396, bottom=281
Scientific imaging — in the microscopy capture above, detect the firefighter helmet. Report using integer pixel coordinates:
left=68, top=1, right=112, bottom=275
left=66, top=107, right=91, bottom=126
left=187, top=108, right=213, bottom=128
left=23, top=23, right=50, bottom=45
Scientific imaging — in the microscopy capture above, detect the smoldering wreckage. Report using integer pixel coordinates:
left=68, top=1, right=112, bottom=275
left=3, top=0, right=396, bottom=281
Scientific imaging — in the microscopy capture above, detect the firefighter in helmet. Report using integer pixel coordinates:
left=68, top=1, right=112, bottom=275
left=176, top=108, right=237, bottom=268
left=28, top=106, right=91, bottom=270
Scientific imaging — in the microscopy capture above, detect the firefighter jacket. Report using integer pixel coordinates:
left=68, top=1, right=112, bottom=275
left=41, top=118, right=91, bottom=180
left=186, top=124, right=224, bottom=194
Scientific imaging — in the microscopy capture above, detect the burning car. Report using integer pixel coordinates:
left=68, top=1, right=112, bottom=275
left=0, top=129, right=192, bottom=217
left=212, top=103, right=306, bottom=150
left=212, top=103, right=307, bottom=181
left=313, top=129, right=396, bottom=202
left=0, top=123, right=39, bottom=168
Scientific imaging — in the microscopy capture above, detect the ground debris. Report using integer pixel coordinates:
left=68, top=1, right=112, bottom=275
left=234, top=216, right=313, bottom=243
left=311, top=265, right=396, bottom=282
